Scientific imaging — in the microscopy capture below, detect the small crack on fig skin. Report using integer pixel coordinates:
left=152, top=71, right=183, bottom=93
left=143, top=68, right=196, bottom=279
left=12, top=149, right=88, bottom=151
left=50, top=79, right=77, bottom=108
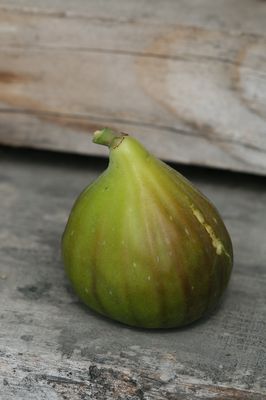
left=112, top=133, right=128, bottom=149
left=178, top=199, right=221, bottom=313
left=190, top=204, right=231, bottom=260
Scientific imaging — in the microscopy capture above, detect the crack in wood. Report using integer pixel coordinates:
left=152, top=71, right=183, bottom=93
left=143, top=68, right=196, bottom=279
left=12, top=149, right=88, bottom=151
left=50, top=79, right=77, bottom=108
left=37, top=374, right=86, bottom=386
left=0, top=107, right=198, bottom=137
left=0, top=6, right=136, bottom=22
left=0, top=107, right=265, bottom=154
left=1, top=43, right=266, bottom=71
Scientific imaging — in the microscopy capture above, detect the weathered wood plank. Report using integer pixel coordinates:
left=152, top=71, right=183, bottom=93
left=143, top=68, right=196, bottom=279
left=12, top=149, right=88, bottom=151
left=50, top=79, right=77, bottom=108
left=0, top=0, right=266, bottom=175
left=0, top=147, right=265, bottom=399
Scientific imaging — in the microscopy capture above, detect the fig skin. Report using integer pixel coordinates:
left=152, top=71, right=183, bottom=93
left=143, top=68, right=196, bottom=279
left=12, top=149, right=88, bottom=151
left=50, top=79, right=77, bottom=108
left=62, top=129, right=233, bottom=328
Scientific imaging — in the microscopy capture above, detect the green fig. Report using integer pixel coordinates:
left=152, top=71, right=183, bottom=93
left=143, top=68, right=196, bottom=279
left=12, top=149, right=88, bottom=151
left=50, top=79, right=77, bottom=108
left=62, top=128, right=233, bottom=328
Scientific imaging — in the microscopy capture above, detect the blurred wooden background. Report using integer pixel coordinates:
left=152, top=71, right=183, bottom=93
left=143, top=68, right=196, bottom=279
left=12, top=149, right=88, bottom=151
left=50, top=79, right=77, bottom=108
left=0, top=0, right=266, bottom=175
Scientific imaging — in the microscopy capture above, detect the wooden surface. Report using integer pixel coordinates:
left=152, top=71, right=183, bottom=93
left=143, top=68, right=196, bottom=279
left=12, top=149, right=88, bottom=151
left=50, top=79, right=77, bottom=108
left=0, top=146, right=265, bottom=399
left=0, top=0, right=266, bottom=175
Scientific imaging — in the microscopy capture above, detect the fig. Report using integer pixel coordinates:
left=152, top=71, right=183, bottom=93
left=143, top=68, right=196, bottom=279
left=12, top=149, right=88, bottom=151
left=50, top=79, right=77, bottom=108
left=62, top=128, right=233, bottom=328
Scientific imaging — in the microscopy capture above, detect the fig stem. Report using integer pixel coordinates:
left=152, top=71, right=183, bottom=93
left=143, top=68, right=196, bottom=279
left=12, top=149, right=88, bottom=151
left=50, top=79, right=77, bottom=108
left=93, top=128, right=125, bottom=148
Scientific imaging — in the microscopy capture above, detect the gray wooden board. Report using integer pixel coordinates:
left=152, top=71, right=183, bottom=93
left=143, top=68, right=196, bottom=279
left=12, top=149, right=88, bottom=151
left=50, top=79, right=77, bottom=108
left=0, top=147, right=265, bottom=399
left=0, top=0, right=266, bottom=175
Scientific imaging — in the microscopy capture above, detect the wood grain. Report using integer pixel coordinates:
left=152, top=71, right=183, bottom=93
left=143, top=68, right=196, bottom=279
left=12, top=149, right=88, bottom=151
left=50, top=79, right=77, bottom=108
left=0, top=0, right=266, bottom=174
left=0, top=148, right=265, bottom=399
